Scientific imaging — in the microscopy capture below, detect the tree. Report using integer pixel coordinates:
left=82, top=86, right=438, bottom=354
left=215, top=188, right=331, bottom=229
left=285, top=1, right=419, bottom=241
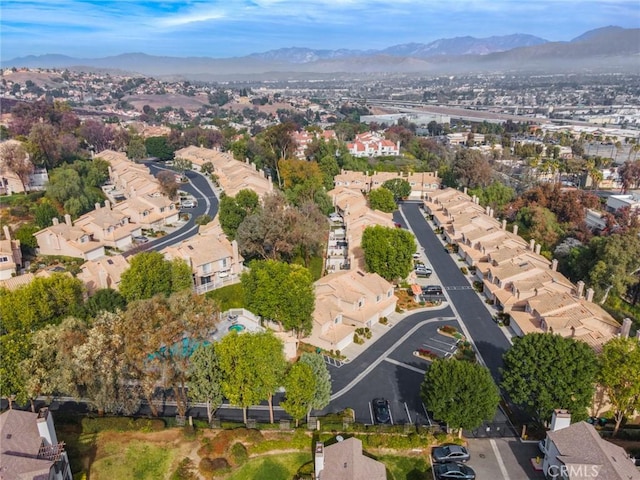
left=215, top=331, right=286, bottom=423
left=71, top=311, right=140, bottom=415
left=219, top=190, right=259, bottom=240
left=188, top=344, right=224, bottom=424
left=298, top=353, right=331, bottom=413
left=451, top=149, right=493, bottom=188
left=173, top=157, right=193, bottom=176
left=242, top=260, right=315, bottom=336
left=144, top=136, right=174, bottom=161
left=157, top=170, right=179, bottom=199
left=123, top=292, right=218, bottom=417
left=516, top=206, right=563, bottom=249
left=0, top=141, right=33, bottom=191
left=368, top=187, right=397, bottom=213
left=119, top=252, right=192, bottom=302
left=27, top=123, right=63, bottom=168
left=468, top=182, right=514, bottom=213
left=382, top=178, right=411, bottom=201
left=33, top=200, right=59, bottom=229
left=281, top=362, right=316, bottom=426
left=126, top=134, right=147, bottom=161
left=421, top=359, right=500, bottom=434
left=501, top=333, right=598, bottom=424
left=599, top=337, right=640, bottom=436
left=361, top=225, right=416, bottom=281
left=84, top=288, right=127, bottom=317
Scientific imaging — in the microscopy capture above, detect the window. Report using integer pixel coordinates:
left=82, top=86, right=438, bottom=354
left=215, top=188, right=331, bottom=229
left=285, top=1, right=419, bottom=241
left=0, top=256, right=8, bottom=263
left=376, top=294, right=381, bottom=302
left=202, top=262, right=212, bottom=274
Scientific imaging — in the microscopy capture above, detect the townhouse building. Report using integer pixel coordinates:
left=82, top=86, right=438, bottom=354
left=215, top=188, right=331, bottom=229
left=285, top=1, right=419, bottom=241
left=0, top=225, right=22, bottom=281
left=333, top=169, right=440, bottom=200
left=173, top=146, right=273, bottom=198
left=34, top=215, right=106, bottom=261
left=162, top=220, right=244, bottom=294
left=291, top=129, right=337, bottom=160
left=347, top=132, right=400, bottom=158
left=424, top=187, right=622, bottom=352
left=309, top=269, right=398, bottom=352
left=77, top=254, right=130, bottom=295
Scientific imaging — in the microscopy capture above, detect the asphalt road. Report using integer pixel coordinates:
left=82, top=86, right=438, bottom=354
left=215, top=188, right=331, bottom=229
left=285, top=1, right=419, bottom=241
left=398, top=202, right=513, bottom=382
left=123, top=162, right=219, bottom=256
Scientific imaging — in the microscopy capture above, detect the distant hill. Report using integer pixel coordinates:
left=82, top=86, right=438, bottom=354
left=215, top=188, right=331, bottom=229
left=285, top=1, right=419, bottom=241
left=3, top=27, right=638, bottom=81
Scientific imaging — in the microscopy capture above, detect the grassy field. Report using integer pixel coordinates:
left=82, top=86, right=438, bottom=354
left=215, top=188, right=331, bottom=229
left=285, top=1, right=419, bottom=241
left=225, top=452, right=312, bottom=480
left=378, top=454, right=432, bottom=480
left=90, top=440, right=175, bottom=480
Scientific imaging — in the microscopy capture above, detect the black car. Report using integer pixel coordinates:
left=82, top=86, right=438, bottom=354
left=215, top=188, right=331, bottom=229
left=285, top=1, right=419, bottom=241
left=422, top=285, right=443, bottom=296
left=372, top=398, right=391, bottom=424
left=432, top=445, right=470, bottom=463
left=434, top=462, right=476, bottom=480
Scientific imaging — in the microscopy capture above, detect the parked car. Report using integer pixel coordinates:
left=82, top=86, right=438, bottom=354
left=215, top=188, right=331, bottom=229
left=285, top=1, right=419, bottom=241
left=181, top=200, right=196, bottom=208
left=422, top=285, right=443, bottom=296
left=132, top=235, right=149, bottom=244
left=372, top=398, right=391, bottom=424
left=415, top=264, right=433, bottom=276
left=432, top=445, right=470, bottom=463
left=412, top=252, right=421, bottom=259
left=434, top=462, right=476, bottom=479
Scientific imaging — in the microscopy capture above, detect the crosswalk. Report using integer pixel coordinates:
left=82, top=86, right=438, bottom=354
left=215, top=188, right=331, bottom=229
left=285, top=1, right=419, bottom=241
left=324, top=355, right=345, bottom=368
left=444, top=285, right=474, bottom=291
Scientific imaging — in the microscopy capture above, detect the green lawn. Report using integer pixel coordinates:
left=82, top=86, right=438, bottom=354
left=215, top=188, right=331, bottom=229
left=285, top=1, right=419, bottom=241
left=226, top=452, right=312, bottom=480
left=90, top=441, right=175, bottom=480
left=379, top=454, right=431, bottom=480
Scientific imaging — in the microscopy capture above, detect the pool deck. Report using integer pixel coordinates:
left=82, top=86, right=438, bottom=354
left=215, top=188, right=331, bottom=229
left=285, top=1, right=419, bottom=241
left=212, top=313, right=264, bottom=342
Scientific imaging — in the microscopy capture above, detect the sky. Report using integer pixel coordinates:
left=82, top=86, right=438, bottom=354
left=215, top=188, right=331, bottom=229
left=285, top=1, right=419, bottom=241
left=1, top=0, right=639, bottom=60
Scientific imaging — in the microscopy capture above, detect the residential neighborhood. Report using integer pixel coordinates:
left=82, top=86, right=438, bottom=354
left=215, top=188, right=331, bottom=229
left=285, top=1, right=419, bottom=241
left=1, top=64, right=640, bottom=480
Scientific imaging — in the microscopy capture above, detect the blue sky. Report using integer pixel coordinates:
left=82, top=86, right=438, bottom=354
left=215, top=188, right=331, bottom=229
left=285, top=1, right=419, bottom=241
left=1, top=0, right=639, bottom=59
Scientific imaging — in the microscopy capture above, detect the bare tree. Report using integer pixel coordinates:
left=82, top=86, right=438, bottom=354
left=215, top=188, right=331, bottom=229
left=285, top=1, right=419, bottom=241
left=0, top=141, right=34, bottom=191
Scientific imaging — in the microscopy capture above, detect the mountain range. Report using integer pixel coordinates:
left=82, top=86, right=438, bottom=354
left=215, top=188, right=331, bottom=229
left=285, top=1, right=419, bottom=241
left=3, top=26, right=639, bottom=81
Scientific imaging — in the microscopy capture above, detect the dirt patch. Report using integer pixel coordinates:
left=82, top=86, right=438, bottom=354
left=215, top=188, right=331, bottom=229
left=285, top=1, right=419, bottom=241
left=126, top=93, right=209, bottom=111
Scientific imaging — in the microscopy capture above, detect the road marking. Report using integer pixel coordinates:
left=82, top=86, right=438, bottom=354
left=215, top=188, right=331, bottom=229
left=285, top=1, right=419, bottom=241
left=421, top=342, right=452, bottom=355
left=490, top=438, right=511, bottom=480
left=329, top=317, right=456, bottom=401
left=421, top=403, right=432, bottom=427
left=445, top=285, right=473, bottom=290
left=389, top=405, right=394, bottom=425
left=368, top=402, right=374, bottom=425
left=428, top=336, right=457, bottom=347
left=404, top=402, right=412, bottom=425
left=384, top=357, right=426, bottom=374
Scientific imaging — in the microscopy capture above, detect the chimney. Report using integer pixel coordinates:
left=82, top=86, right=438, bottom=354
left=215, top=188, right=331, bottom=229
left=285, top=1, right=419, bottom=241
left=36, top=408, right=58, bottom=446
left=463, top=187, right=468, bottom=195
left=95, top=202, right=101, bottom=210
left=620, top=318, right=632, bottom=338
left=501, top=219, right=507, bottom=230
left=586, top=288, right=594, bottom=302
left=529, top=238, right=535, bottom=251
left=64, top=214, right=72, bottom=226
left=314, top=442, right=324, bottom=479
left=513, top=224, right=518, bottom=236
left=52, top=217, right=59, bottom=226
left=2, top=225, right=10, bottom=241
left=576, top=280, right=585, bottom=298
left=105, top=200, right=111, bottom=210
left=489, top=208, right=494, bottom=217
left=551, top=259, right=558, bottom=271
left=535, top=244, right=541, bottom=255
left=550, top=409, right=572, bottom=432
left=98, top=268, right=109, bottom=289
left=485, top=205, right=491, bottom=215
left=232, top=240, right=239, bottom=263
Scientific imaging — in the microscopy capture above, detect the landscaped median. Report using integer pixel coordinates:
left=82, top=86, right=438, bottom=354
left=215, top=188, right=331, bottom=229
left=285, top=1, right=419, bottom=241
left=56, top=412, right=465, bottom=479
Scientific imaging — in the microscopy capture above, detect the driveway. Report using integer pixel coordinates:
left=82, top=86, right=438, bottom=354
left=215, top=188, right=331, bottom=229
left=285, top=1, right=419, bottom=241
left=123, top=163, right=219, bottom=256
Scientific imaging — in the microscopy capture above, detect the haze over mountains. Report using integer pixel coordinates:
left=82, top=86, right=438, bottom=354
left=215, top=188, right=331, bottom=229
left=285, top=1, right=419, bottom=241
left=3, top=26, right=639, bottom=82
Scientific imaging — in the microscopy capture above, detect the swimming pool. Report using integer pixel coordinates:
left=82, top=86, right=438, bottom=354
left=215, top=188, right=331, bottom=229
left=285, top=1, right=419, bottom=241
left=228, top=324, right=246, bottom=333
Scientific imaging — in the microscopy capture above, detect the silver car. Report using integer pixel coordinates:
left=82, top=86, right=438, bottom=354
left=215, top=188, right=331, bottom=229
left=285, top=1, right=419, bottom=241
left=432, top=445, right=470, bottom=463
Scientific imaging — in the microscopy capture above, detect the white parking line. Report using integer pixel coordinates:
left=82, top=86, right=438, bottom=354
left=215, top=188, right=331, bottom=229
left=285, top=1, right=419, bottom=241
left=421, top=342, right=453, bottom=355
left=368, top=402, right=375, bottom=425
left=421, top=402, right=433, bottom=427
left=389, top=406, right=394, bottom=425
left=384, top=357, right=426, bottom=374
left=428, top=336, right=458, bottom=347
left=490, top=439, right=511, bottom=479
left=404, top=402, right=413, bottom=424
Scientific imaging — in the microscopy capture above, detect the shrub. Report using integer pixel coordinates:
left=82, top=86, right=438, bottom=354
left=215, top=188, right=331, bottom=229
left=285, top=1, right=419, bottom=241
left=81, top=416, right=165, bottom=433
left=353, top=334, right=364, bottom=345
left=472, top=281, right=484, bottom=292
left=460, top=266, right=468, bottom=275
left=170, top=458, right=197, bottom=480
left=296, top=461, right=315, bottom=479
left=230, top=442, right=248, bottom=466
left=199, top=457, right=230, bottom=476
left=195, top=214, right=212, bottom=225
left=379, top=317, right=388, bottom=325
left=440, top=325, right=457, bottom=334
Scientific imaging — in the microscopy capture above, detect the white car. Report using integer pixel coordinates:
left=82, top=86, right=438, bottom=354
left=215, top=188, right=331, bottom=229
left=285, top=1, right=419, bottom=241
left=181, top=200, right=196, bottom=208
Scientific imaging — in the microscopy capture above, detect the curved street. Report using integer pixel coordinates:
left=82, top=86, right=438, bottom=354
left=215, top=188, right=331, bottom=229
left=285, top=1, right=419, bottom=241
left=123, top=163, right=220, bottom=256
